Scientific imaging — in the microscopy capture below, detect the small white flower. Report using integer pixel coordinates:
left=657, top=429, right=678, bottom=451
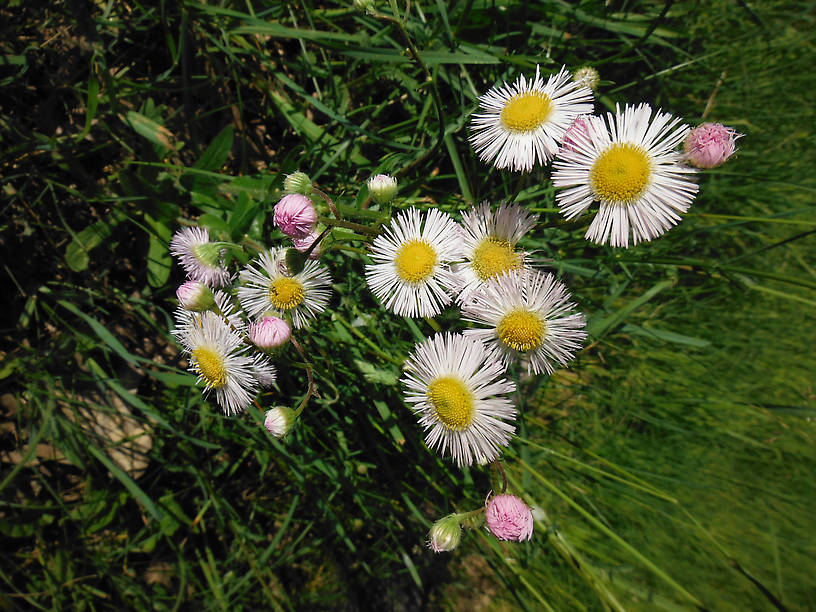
left=365, top=208, right=463, bottom=318
left=552, top=103, right=698, bottom=247
left=170, top=227, right=231, bottom=288
left=174, top=311, right=260, bottom=415
left=462, top=270, right=586, bottom=376
left=469, top=65, right=594, bottom=172
left=237, top=248, right=332, bottom=329
left=453, top=201, right=538, bottom=305
left=402, top=333, right=517, bottom=467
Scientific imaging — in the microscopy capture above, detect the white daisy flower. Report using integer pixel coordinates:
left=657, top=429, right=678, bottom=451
left=365, top=208, right=463, bottom=318
left=462, top=270, right=586, bottom=376
left=237, top=248, right=332, bottom=329
left=469, top=65, right=594, bottom=172
left=170, top=227, right=231, bottom=288
left=175, top=311, right=260, bottom=415
left=453, top=201, right=538, bottom=305
left=402, top=333, right=517, bottom=467
left=552, top=103, right=699, bottom=247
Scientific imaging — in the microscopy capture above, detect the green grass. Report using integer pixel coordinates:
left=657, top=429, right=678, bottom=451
left=1, top=0, right=815, bottom=610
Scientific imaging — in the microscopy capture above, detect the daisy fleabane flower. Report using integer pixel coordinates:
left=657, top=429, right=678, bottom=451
left=453, top=201, right=537, bottom=305
left=463, top=270, right=586, bottom=376
left=365, top=208, right=463, bottom=318
left=469, top=65, right=594, bottom=172
left=170, top=227, right=231, bottom=288
left=238, top=248, right=332, bottom=329
left=402, top=333, right=517, bottom=467
left=552, top=103, right=699, bottom=247
left=174, top=311, right=261, bottom=415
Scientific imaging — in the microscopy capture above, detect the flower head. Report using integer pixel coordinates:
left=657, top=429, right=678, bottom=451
left=553, top=103, right=699, bottom=247
left=249, top=316, right=291, bottom=349
left=170, top=227, right=231, bottom=288
left=463, top=270, right=586, bottom=376
left=366, top=208, right=463, bottom=318
left=174, top=311, right=260, bottom=415
left=274, top=194, right=318, bottom=239
left=402, top=333, right=516, bottom=467
left=238, top=248, right=332, bottom=329
left=264, top=406, right=296, bottom=438
left=453, top=202, right=537, bottom=305
left=469, top=65, right=594, bottom=172
left=683, top=122, right=741, bottom=169
left=485, top=494, right=534, bottom=542
left=428, top=514, right=463, bottom=553
left=367, top=174, right=398, bottom=205
left=176, top=280, right=216, bottom=312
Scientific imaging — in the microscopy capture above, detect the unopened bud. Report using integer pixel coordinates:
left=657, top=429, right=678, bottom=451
left=427, top=513, right=463, bottom=553
left=572, top=66, right=600, bottom=91
left=264, top=406, right=296, bottom=438
left=249, top=316, right=291, bottom=349
left=176, top=281, right=216, bottom=312
left=283, top=171, right=313, bottom=195
left=367, top=173, right=398, bottom=205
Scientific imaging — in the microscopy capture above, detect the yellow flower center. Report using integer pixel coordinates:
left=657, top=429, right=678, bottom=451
left=500, top=92, right=553, bottom=132
left=497, top=309, right=546, bottom=352
left=395, top=240, right=437, bottom=283
left=192, top=347, right=227, bottom=388
left=428, top=377, right=474, bottom=430
left=268, top=277, right=305, bottom=310
left=589, top=143, right=652, bottom=204
left=472, top=237, right=522, bottom=281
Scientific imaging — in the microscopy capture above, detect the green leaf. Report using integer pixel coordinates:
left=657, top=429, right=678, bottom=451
left=124, top=110, right=175, bottom=151
left=194, top=125, right=234, bottom=172
left=354, top=359, right=400, bottom=386
left=143, top=213, right=172, bottom=288
left=65, top=210, right=126, bottom=272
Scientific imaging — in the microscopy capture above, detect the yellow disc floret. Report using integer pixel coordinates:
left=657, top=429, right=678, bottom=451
left=497, top=309, right=546, bottom=352
left=589, top=143, right=652, bottom=204
left=268, top=277, right=305, bottom=310
left=472, top=237, right=522, bottom=281
left=428, top=376, right=474, bottom=430
left=395, top=240, right=437, bottom=283
left=500, top=92, right=553, bottom=132
left=193, top=347, right=227, bottom=388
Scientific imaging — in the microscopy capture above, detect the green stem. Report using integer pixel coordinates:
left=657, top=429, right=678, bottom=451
left=318, top=216, right=380, bottom=236
left=312, top=187, right=341, bottom=220
left=290, top=337, right=315, bottom=417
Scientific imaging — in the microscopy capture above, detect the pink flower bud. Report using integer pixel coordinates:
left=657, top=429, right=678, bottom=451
left=292, top=229, right=323, bottom=260
left=176, top=280, right=215, bottom=312
left=249, top=316, right=291, bottom=349
left=559, top=115, right=591, bottom=155
left=264, top=406, right=295, bottom=438
left=274, top=194, right=318, bottom=239
left=683, top=122, right=741, bottom=169
left=485, top=494, right=534, bottom=542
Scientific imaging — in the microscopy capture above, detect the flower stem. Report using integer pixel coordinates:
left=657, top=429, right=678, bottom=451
left=318, top=216, right=380, bottom=236
left=290, top=337, right=315, bottom=417
left=312, top=187, right=341, bottom=220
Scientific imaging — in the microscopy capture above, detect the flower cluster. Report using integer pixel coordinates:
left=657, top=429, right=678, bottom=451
left=166, top=62, right=741, bottom=555
left=169, top=215, right=333, bottom=422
